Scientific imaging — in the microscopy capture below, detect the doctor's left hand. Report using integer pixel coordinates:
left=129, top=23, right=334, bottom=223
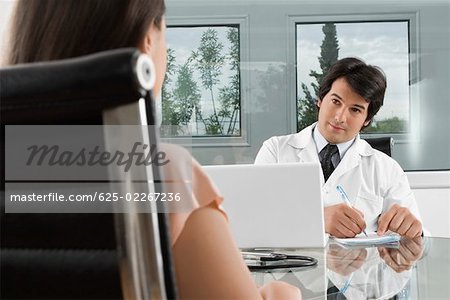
left=377, top=204, right=422, bottom=238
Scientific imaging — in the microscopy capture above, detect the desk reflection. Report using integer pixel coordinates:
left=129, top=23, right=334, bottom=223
left=250, top=237, right=427, bottom=300
left=327, top=237, right=423, bottom=299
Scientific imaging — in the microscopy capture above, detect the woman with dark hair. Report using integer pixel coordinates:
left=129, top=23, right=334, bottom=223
left=6, top=1, right=302, bottom=299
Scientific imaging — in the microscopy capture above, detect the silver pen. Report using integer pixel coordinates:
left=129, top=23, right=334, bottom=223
left=336, top=185, right=368, bottom=237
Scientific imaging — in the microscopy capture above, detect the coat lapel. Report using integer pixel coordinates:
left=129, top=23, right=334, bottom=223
left=327, top=135, right=374, bottom=183
left=287, top=123, right=320, bottom=163
left=328, top=143, right=360, bottom=182
left=286, top=125, right=375, bottom=188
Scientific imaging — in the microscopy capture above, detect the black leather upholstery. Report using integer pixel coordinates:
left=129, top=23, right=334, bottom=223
left=364, top=137, right=393, bottom=157
left=2, top=248, right=122, bottom=299
left=1, top=48, right=175, bottom=299
left=1, top=48, right=145, bottom=125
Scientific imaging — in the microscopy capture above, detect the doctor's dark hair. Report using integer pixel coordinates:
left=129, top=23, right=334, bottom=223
left=7, top=0, right=166, bottom=64
left=317, top=57, right=387, bottom=128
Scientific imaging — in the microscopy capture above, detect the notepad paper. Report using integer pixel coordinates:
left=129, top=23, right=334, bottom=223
left=331, top=232, right=400, bottom=246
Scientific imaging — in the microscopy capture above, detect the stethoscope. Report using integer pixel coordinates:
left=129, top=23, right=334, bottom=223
left=242, top=251, right=318, bottom=270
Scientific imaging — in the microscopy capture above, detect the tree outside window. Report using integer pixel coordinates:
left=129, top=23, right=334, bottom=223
left=162, top=25, right=240, bottom=137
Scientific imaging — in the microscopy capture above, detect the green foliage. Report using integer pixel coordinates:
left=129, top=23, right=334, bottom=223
left=161, top=49, right=202, bottom=135
left=297, top=23, right=339, bottom=131
left=194, top=28, right=225, bottom=90
left=297, top=83, right=318, bottom=130
left=363, top=117, right=408, bottom=133
left=217, top=27, right=240, bottom=135
left=161, top=48, right=183, bottom=134
left=204, top=115, right=223, bottom=135
left=310, top=23, right=339, bottom=86
left=191, top=29, right=225, bottom=134
left=172, top=63, right=201, bottom=124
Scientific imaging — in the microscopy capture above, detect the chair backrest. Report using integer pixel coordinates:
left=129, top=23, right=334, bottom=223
left=1, top=48, right=176, bottom=299
left=363, top=137, right=394, bottom=157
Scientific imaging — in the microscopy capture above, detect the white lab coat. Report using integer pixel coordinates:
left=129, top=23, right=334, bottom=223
left=255, top=123, right=422, bottom=232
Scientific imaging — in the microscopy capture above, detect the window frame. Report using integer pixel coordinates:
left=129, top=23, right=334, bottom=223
left=164, top=15, right=250, bottom=147
left=287, top=13, right=420, bottom=144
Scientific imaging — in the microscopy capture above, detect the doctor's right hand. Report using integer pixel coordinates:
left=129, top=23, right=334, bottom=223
left=324, top=204, right=367, bottom=238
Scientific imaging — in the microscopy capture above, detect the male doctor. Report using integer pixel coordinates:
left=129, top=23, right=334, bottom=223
left=255, top=57, right=423, bottom=238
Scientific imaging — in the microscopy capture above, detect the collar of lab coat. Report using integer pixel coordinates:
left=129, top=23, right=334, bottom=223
left=287, top=123, right=376, bottom=183
left=287, top=122, right=375, bottom=158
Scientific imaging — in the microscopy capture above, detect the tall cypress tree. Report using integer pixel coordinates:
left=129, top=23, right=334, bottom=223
left=297, top=23, right=339, bottom=131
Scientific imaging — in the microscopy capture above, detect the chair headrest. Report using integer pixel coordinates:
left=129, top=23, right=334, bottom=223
left=1, top=48, right=155, bottom=124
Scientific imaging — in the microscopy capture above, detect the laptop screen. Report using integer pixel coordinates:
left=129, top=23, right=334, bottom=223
left=203, top=163, right=326, bottom=248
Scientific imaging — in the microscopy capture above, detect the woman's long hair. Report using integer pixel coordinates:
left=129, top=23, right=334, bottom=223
left=7, top=0, right=165, bottom=64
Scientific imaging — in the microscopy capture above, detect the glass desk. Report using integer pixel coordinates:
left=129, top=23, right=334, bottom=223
left=248, top=237, right=450, bottom=299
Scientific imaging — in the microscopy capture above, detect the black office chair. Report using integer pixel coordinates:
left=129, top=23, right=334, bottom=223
left=1, top=48, right=176, bottom=299
left=363, top=137, right=394, bottom=157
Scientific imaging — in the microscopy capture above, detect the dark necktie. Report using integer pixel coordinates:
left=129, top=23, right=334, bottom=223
left=320, top=144, right=339, bottom=182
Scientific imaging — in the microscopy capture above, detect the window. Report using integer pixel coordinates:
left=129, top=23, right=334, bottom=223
left=296, top=21, right=410, bottom=134
left=162, top=25, right=241, bottom=137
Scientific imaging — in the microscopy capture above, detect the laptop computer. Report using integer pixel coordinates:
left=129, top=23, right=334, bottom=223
left=203, top=163, right=327, bottom=248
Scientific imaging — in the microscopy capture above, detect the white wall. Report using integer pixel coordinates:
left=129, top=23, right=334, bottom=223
left=408, top=171, right=450, bottom=237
